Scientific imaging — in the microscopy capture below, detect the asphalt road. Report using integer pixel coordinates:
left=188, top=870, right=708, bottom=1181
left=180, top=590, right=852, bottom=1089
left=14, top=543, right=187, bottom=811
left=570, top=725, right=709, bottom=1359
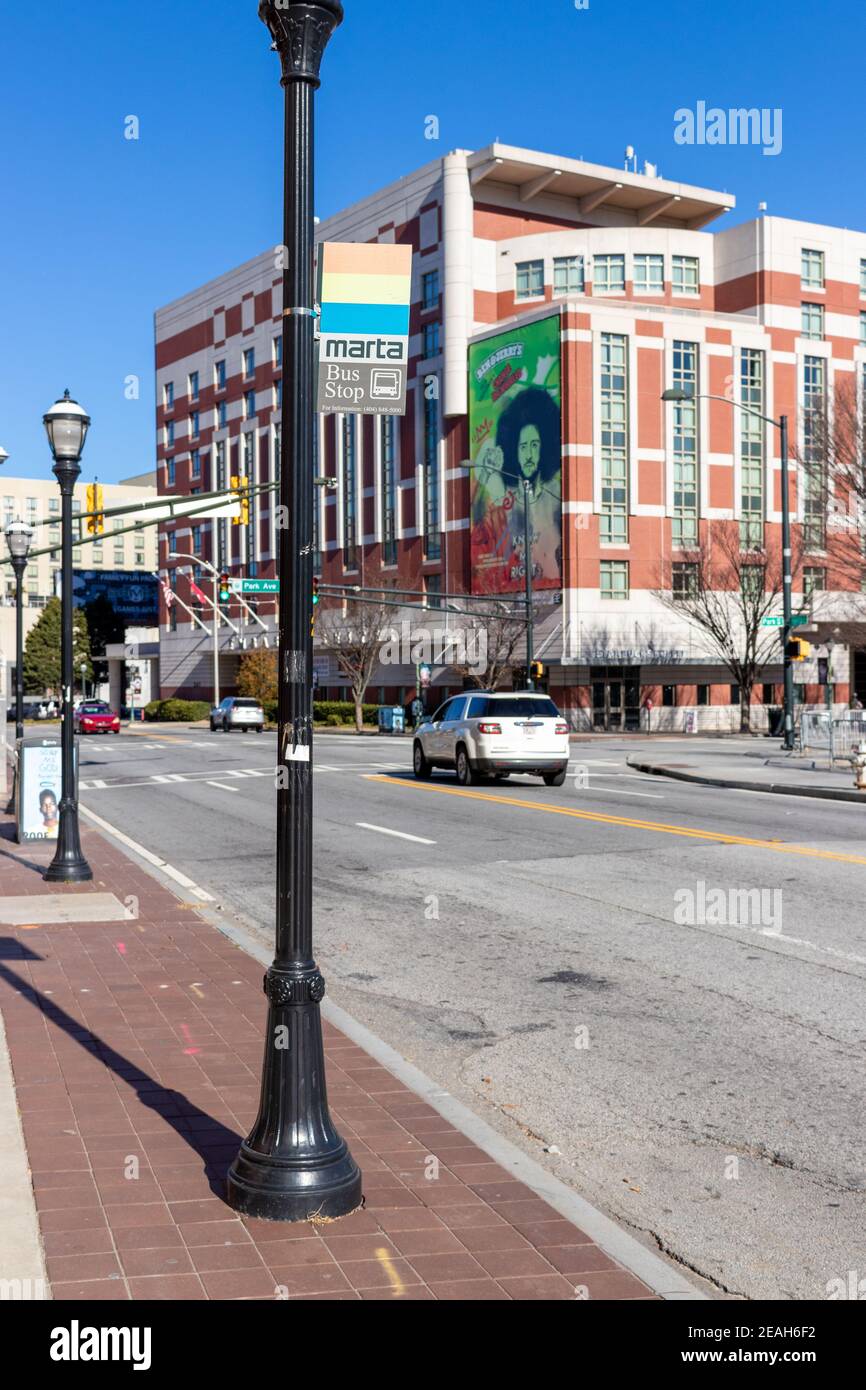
left=77, top=724, right=866, bottom=1300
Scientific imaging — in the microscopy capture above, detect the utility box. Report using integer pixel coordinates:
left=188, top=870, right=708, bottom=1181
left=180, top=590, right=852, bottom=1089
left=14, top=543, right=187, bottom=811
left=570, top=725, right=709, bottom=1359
left=378, top=705, right=405, bottom=734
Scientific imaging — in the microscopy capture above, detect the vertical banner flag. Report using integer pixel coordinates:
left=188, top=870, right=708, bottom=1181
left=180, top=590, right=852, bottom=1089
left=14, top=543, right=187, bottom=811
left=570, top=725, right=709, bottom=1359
left=316, top=243, right=412, bottom=416
left=468, top=314, right=562, bottom=595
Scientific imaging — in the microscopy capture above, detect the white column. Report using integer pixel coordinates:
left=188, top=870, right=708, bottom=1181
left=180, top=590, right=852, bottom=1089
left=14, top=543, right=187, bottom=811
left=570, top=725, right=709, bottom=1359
left=442, top=153, right=473, bottom=419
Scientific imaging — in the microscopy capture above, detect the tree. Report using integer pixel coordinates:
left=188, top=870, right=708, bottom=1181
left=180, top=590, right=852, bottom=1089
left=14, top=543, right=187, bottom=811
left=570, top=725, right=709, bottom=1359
left=23, top=597, right=92, bottom=696
left=793, top=373, right=866, bottom=592
left=237, top=648, right=278, bottom=705
left=654, top=523, right=802, bottom=732
left=317, top=592, right=395, bottom=732
left=448, top=596, right=528, bottom=689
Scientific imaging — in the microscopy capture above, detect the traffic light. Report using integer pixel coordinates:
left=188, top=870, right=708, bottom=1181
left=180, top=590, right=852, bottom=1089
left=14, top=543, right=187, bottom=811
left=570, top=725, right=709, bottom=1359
left=231, top=476, right=250, bottom=526
left=311, top=576, right=320, bottom=636
left=312, top=576, right=320, bottom=606
left=529, top=660, right=544, bottom=682
left=218, top=571, right=231, bottom=604
left=786, top=638, right=810, bottom=661
left=86, top=482, right=104, bottom=535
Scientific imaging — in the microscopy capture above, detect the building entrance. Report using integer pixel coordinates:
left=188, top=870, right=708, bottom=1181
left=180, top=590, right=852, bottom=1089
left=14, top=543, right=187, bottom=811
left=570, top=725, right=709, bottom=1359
left=590, top=666, right=641, bottom=731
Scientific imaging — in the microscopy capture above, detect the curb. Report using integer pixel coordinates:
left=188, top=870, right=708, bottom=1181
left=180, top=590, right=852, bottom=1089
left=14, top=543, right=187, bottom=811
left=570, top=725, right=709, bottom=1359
left=627, top=758, right=866, bottom=803
left=82, top=808, right=709, bottom=1302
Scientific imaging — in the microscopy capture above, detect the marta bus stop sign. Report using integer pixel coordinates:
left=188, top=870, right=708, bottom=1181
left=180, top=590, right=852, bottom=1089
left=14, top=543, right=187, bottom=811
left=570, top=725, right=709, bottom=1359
left=316, top=242, right=412, bottom=417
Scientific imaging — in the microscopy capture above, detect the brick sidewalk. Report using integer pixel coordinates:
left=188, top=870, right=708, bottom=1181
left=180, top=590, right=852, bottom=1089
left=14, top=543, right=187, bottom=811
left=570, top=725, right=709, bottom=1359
left=0, top=814, right=659, bottom=1301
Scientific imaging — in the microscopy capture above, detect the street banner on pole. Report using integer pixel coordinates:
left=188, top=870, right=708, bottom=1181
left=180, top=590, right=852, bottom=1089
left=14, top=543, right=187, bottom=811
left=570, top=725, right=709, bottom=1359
left=316, top=242, right=412, bottom=416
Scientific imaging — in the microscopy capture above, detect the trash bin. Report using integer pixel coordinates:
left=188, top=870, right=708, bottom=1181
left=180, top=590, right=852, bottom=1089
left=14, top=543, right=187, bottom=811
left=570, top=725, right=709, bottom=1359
left=767, top=706, right=784, bottom=737
left=378, top=706, right=394, bottom=732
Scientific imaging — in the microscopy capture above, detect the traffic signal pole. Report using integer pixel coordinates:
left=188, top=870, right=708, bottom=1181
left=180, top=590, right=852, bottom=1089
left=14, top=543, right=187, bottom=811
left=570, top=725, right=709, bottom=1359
left=780, top=415, right=795, bottom=751
left=212, top=570, right=220, bottom=708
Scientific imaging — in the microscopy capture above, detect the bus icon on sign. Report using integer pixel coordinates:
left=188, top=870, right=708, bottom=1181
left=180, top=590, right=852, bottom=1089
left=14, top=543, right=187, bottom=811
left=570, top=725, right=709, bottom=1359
left=371, top=369, right=401, bottom=399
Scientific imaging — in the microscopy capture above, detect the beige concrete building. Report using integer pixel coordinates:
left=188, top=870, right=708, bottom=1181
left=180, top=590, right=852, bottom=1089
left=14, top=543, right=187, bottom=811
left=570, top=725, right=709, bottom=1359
left=1, top=471, right=158, bottom=703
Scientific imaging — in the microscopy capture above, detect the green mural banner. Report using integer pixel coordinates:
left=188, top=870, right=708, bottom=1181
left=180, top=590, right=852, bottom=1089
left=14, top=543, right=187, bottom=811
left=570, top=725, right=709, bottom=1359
left=468, top=313, right=562, bottom=595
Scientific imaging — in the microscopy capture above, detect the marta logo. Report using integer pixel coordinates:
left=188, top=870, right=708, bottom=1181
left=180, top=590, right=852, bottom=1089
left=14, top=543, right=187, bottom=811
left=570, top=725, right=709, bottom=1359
left=50, top=1320, right=152, bottom=1372
left=324, top=337, right=404, bottom=360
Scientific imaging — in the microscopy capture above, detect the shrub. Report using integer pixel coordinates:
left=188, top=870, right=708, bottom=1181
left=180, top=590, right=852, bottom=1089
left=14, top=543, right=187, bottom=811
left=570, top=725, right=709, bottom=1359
left=326, top=713, right=341, bottom=727
left=145, top=699, right=211, bottom=722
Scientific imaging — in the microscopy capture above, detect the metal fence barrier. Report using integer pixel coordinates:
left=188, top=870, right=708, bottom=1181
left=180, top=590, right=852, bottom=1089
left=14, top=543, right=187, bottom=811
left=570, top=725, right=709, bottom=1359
left=800, top=711, right=866, bottom=764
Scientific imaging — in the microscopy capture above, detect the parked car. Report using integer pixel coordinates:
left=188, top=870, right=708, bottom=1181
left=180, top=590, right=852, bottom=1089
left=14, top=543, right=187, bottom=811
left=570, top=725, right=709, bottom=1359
left=210, top=697, right=265, bottom=733
left=413, top=691, right=570, bottom=786
left=74, top=700, right=121, bottom=735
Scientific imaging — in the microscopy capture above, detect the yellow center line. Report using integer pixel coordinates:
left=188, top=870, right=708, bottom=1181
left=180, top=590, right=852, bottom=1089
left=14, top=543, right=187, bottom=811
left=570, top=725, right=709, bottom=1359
left=364, top=775, right=866, bottom=867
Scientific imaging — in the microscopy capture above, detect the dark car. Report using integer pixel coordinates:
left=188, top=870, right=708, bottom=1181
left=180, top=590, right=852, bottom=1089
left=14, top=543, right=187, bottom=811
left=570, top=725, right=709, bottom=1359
left=74, top=700, right=121, bottom=735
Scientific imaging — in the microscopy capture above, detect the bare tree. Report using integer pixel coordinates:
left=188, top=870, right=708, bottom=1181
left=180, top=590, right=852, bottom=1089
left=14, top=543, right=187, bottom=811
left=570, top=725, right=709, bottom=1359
left=316, top=590, right=395, bottom=732
left=793, top=373, right=866, bottom=591
left=655, top=522, right=803, bottom=732
left=448, top=595, right=528, bottom=689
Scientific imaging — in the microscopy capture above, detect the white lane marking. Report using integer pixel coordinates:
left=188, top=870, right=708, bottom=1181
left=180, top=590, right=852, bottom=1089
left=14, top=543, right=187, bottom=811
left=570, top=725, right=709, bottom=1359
left=568, top=759, right=623, bottom=768
left=315, top=765, right=341, bottom=772
left=355, top=822, right=436, bottom=845
left=207, top=781, right=239, bottom=793
left=165, top=773, right=187, bottom=782
left=78, top=805, right=215, bottom=901
left=151, top=775, right=172, bottom=783
left=583, top=784, right=664, bottom=798
left=91, top=779, right=107, bottom=790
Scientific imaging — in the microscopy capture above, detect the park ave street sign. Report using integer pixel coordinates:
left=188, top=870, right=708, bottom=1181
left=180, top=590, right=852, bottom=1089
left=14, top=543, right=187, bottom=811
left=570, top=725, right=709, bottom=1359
left=316, top=242, right=412, bottom=417
left=229, top=579, right=279, bottom=594
left=762, top=614, right=808, bottom=627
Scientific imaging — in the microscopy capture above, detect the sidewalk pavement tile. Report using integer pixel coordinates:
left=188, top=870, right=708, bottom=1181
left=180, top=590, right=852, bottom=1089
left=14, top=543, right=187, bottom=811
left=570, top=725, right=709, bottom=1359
left=0, top=814, right=662, bottom=1301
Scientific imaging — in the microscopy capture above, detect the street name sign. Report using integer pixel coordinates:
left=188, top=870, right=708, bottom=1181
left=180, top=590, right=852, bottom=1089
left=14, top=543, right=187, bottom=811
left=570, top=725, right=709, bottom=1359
left=316, top=242, right=412, bottom=417
left=762, top=614, right=809, bottom=627
left=229, top=579, right=279, bottom=594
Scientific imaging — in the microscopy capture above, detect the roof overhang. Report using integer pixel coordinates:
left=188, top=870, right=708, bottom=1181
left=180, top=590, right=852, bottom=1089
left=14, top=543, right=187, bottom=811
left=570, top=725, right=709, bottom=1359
left=466, top=144, right=734, bottom=229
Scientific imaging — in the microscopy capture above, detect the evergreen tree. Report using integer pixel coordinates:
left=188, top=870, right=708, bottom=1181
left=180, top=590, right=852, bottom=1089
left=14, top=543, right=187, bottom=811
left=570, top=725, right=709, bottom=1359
left=23, top=597, right=93, bottom=695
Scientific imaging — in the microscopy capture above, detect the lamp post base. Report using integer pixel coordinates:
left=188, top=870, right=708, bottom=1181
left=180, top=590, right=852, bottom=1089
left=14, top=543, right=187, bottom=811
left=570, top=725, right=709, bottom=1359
left=45, top=802, right=93, bottom=882
left=226, top=986, right=362, bottom=1223
left=44, top=856, right=93, bottom=884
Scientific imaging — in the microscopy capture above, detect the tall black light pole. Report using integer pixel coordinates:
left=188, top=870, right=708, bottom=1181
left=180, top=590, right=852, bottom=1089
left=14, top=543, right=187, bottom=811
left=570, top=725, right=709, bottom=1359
left=43, top=390, right=92, bottom=883
left=227, top=0, right=361, bottom=1222
left=522, top=480, right=535, bottom=689
left=4, top=519, right=34, bottom=815
left=662, top=388, right=796, bottom=752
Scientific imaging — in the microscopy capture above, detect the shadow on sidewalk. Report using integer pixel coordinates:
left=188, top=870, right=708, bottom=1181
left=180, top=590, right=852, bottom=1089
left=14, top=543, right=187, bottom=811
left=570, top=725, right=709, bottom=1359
left=0, top=940, right=241, bottom=1201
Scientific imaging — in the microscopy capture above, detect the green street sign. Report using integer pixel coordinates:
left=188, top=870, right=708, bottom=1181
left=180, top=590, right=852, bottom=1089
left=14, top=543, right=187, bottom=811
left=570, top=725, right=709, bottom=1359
left=762, top=613, right=808, bottom=628
left=230, top=579, right=280, bottom=594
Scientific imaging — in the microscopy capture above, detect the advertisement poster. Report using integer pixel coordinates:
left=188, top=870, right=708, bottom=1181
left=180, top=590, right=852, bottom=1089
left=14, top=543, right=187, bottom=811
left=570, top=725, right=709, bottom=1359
left=19, top=740, right=64, bottom=842
left=468, top=314, right=562, bottom=594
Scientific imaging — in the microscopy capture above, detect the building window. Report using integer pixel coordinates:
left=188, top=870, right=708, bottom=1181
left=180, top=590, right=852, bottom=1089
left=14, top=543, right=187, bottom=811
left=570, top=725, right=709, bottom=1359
left=191, top=449, right=201, bottom=479
left=803, top=355, right=826, bottom=550
left=113, top=520, right=124, bottom=565
left=243, top=348, right=255, bottom=380
left=741, top=563, right=764, bottom=600
left=801, top=248, right=825, bottom=290
left=672, top=561, right=699, bottom=598
left=190, top=410, right=200, bottom=439
left=599, top=332, right=629, bottom=544
left=803, top=566, right=825, bottom=601
left=697, top=684, right=709, bottom=706
left=342, top=415, right=357, bottom=569
left=740, top=347, right=765, bottom=549
left=217, top=400, right=227, bottom=430
left=860, top=312, right=866, bottom=345
left=553, top=255, right=584, bottom=294
left=662, top=684, right=676, bottom=707
left=860, top=260, right=866, bottom=297
left=633, top=254, right=664, bottom=293
left=92, top=544, right=103, bottom=565
left=729, top=684, right=740, bottom=706
left=425, top=574, right=442, bottom=610
left=191, top=525, right=202, bottom=555
left=382, top=415, right=397, bottom=566
left=593, top=254, right=625, bottom=294
left=165, top=420, right=174, bottom=449
left=166, top=457, right=176, bottom=487
left=164, top=381, right=174, bottom=410
left=672, top=255, right=700, bottom=295
left=516, top=259, right=544, bottom=300
left=244, top=390, right=256, bottom=420
left=762, top=683, right=776, bottom=705
left=215, top=360, right=226, bottom=391
left=600, top=560, right=629, bottom=600
left=243, top=431, right=257, bottom=575
left=422, top=270, right=440, bottom=310
left=273, top=334, right=283, bottom=367
left=215, top=440, right=227, bottom=569
left=423, top=392, right=441, bottom=560
left=188, top=370, right=199, bottom=402
left=671, top=341, right=699, bottom=546
left=801, top=303, right=824, bottom=340
left=422, top=321, right=440, bottom=358
left=274, top=378, right=282, bottom=410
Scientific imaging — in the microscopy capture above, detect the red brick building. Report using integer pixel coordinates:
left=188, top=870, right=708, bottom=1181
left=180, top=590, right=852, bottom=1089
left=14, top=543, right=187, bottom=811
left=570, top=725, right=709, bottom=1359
left=154, top=143, right=866, bottom=729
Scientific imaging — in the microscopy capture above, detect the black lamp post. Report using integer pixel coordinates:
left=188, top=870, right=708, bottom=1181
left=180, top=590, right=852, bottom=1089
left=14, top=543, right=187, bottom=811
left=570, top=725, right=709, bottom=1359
left=226, top=0, right=361, bottom=1222
left=661, top=387, right=795, bottom=752
left=43, top=390, right=93, bottom=883
left=4, top=518, right=34, bottom=815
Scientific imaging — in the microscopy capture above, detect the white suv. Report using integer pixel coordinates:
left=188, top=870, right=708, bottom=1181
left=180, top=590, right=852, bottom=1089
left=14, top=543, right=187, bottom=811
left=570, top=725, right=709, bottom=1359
left=413, top=691, right=570, bottom=787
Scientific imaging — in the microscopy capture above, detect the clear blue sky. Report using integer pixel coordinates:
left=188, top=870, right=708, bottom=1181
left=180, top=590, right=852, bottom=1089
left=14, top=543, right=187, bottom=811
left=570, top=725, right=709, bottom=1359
left=1, top=0, right=863, bottom=483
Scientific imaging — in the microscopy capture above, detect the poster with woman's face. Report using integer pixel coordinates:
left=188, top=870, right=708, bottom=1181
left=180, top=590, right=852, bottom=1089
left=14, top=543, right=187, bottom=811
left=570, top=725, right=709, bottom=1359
left=20, top=743, right=63, bottom=841
left=468, top=314, right=562, bottom=594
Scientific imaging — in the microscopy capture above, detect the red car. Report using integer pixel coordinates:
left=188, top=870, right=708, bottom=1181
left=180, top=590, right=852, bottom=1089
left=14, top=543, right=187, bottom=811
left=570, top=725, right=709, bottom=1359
left=74, top=700, right=121, bottom=735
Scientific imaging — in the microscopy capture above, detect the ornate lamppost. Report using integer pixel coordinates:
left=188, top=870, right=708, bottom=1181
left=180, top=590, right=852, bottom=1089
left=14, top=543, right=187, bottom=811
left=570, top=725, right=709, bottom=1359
left=4, top=518, right=34, bottom=814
